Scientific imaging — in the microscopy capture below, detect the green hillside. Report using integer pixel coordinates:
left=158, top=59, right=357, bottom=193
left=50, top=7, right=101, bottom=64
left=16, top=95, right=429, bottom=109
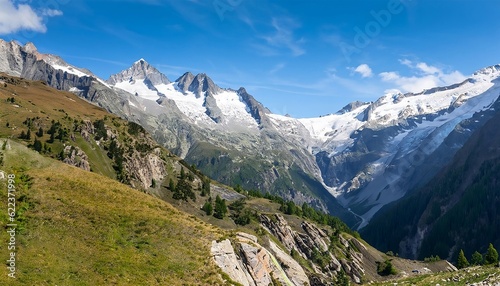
left=0, top=139, right=226, bottom=285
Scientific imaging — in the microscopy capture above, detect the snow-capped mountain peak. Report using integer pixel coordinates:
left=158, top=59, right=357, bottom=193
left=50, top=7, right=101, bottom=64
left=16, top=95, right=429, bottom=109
left=472, top=64, right=500, bottom=81
left=108, top=59, right=170, bottom=86
left=175, top=72, right=221, bottom=98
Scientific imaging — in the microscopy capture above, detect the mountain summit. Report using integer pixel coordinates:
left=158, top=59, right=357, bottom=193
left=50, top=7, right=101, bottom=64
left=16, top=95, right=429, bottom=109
left=176, top=72, right=221, bottom=98
left=107, top=58, right=170, bottom=86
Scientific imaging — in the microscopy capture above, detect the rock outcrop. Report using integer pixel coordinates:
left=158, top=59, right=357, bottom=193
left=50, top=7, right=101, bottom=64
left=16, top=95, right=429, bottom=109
left=260, top=214, right=365, bottom=284
left=211, top=232, right=308, bottom=286
left=62, top=145, right=90, bottom=172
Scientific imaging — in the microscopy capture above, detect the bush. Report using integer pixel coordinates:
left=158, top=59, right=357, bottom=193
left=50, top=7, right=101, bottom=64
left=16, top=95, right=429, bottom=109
left=127, top=121, right=144, bottom=136
left=377, top=259, right=397, bottom=276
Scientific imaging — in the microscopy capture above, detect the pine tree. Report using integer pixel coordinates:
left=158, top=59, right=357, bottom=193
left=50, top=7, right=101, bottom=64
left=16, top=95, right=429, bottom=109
left=201, top=178, right=211, bottom=196
left=33, top=139, right=42, bottom=152
left=48, top=132, right=55, bottom=143
left=26, top=129, right=31, bottom=140
left=485, top=243, right=499, bottom=265
left=36, top=127, right=44, bottom=137
left=214, top=195, right=227, bottom=219
left=457, top=249, right=469, bottom=269
left=169, top=178, right=175, bottom=192
left=202, top=200, right=213, bottom=215
left=471, top=251, right=483, bottom=266
left=180, top=167, right=185, bottom=180
left=19, top=130, right=26, bottom=139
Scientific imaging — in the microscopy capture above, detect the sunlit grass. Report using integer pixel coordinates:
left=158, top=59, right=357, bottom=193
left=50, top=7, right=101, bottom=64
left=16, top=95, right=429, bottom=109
left=0, top=141, right=226, bottom=285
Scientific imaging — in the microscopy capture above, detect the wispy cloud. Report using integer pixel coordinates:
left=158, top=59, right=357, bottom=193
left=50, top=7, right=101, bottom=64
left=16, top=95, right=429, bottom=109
left=257, top=17, right=305, bottom=57
left=269, top=63, right=286, bottom=75
left=0, top=0, right=62, bottom=35
left=62, top=55, right=129, bottom=67
left=379, top=59, right=466, bottom=93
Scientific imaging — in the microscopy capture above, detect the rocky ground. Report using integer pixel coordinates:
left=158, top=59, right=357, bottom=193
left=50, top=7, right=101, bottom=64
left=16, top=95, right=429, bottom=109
left=372, top=266, right=500, bottom=286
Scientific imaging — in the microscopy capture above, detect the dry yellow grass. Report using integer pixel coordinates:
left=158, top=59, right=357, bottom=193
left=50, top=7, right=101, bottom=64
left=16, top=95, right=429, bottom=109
left=0, top=141, right=227, bottom=285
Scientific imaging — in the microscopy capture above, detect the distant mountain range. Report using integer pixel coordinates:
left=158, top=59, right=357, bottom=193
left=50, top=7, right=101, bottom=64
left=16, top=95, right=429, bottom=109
left=2, top=38, right=500, bottom=239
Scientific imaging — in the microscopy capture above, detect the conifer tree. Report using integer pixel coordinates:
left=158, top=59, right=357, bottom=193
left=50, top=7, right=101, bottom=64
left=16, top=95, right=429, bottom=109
left=202, top=200, right=213, bottom=215
left=214, top=195, right=227, bottom=219
left=33, top=139, right=42, bottom=152
left=36, top=127, right=44, bottom=137
left=457, top=249, right=469, bottom=269
left=471, top=251, right=483, bottom=266
left=169, top=178, right=175, bottom=192
left=485, top=243, right=499, bottom=265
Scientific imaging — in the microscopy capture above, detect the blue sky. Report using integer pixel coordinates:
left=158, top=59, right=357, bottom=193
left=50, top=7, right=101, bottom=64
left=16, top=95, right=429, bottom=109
left=1, top=0, right=500, bottom=118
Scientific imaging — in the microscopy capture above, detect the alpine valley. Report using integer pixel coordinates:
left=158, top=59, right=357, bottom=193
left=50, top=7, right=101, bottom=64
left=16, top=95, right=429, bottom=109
left=1, top=38, right=500, bottom=267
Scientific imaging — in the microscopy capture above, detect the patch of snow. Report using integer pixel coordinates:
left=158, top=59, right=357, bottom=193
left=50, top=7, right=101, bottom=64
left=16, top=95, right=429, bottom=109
left=51, top=64, right=89, bottom=78
left=155, top=83, right=213, bottom=125
left=114, top=79, right=159, bottom=101
left=214, top=90, right=259, bottom=128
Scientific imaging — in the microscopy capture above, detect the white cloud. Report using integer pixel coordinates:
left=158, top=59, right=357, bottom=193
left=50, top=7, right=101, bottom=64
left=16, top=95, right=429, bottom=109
left=379, top=59, right=467, bottom=93
left=415, top=62, right=440, bottom=75
left=353, top=64, right=373, bottom=78
left=0, top=0, right=62, bottom=35
left=379, top=71, right=400, bottom=81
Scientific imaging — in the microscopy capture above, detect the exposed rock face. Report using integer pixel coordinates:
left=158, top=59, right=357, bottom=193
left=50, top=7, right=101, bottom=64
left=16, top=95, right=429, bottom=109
left=79, top=120, right=95, bottom=142
left=126, top=147, right=167, bottom=190
left=62, top=146, right=90, bottom=172
left=267, top=240, right=309, bottom=286
left=176, top=72, right=221, bottom=98
left=211, top=239, right=256, bottom=286
left=203, top=93, right=223, bottom=123
left=211, top=232, right=309, bottom=286
left=239, top=243, right=274, bottom=285
left=260, top=214, right=364, bottom=284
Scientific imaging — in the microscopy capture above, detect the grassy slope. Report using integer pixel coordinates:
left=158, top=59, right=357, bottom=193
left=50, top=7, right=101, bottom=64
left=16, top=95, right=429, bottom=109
left=0, top=140, right=226, bottom=285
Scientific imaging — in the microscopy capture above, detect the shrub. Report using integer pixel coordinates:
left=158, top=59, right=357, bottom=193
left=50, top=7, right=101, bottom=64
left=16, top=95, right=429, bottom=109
left=377, top=259, right=397, bottom=276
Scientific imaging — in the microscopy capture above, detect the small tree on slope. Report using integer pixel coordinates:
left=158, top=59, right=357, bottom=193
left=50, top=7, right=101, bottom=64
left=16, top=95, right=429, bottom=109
left=457, top=249, right=469, bottom=269
left=485, top=243, right=499, bottom=265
